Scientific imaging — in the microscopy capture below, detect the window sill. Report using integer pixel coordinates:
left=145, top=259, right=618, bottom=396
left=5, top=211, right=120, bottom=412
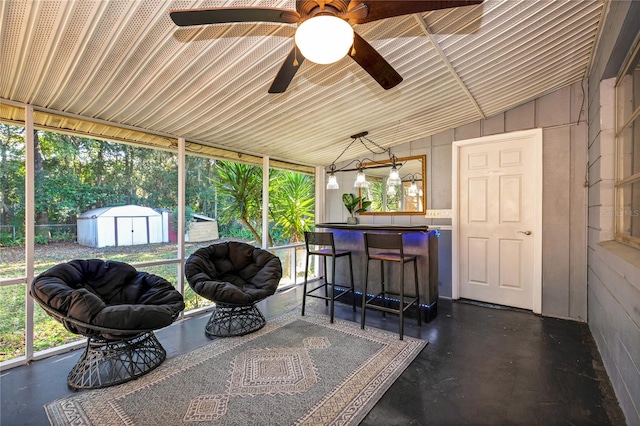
left=598, top=241, right=640, bottom=275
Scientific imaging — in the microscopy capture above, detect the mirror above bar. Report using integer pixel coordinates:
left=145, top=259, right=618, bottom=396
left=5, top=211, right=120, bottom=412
left=358, top=155, right=426, bottom=215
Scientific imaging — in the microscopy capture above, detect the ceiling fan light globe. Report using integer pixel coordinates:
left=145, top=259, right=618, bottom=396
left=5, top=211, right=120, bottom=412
left=295, top=16, right=354, bottom=64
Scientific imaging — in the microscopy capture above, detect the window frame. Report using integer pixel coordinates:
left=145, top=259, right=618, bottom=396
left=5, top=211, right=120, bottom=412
left=614, top=36, right=640, bottom=249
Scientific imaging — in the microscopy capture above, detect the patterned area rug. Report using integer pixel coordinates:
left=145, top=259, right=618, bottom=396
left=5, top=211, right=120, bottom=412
left=45, top=311, right=427, bottom=426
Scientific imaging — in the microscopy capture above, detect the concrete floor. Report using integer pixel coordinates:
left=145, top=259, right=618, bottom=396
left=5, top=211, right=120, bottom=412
left=0, top=284, right=627, bottom=425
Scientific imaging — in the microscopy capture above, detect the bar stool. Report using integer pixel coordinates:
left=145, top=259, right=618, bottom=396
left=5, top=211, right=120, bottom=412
left=302, top=231, right=356, bottom=323
left=361, top=232, right=421, bottom=340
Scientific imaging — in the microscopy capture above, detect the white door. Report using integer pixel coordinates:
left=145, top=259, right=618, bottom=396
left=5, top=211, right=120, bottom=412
left=453, top=129, right=542, bottom=312
left=116, top=217, right=149, bottom=246
left=131, top=217, right=148, bottom=245
left=116, top=217, right=132, bottom=246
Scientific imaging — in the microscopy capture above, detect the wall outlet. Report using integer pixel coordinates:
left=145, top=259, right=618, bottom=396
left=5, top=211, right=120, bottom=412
left=425, top=209, right=453, bottom=218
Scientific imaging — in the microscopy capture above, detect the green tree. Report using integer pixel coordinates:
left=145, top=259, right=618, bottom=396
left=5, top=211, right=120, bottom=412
left=186, top=156, right=217, bottom=218
left=212, top=161, right=270, bottom=245
left=0, top=125, right=25, bottom=230
left=269, top=171, right=314, bottom=243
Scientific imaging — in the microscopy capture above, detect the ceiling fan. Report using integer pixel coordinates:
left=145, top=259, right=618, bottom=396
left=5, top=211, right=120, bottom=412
left=170, top=0, right=483, bottom=93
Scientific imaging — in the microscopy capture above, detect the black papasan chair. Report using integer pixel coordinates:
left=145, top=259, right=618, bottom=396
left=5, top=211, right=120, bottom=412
left=30, top=259, right=185, bottom=389
left=185, top=241, right=283, bottom=338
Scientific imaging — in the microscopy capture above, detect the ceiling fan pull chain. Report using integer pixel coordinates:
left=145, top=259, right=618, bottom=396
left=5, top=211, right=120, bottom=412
left=293, top=47, right=299, bottom=67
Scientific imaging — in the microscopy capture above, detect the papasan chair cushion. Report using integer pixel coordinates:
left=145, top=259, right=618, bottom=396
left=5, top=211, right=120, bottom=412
left=32, top=259, right=185, bottom=337
left=185, top=241, right=282, bottom=305
left=31, top=259, right=185, bottom=389
left=185, top=241, right=282, bottom=337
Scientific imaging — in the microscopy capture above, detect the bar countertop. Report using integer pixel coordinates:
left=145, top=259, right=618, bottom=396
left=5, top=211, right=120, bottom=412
left=315, top=223, right=429, bottom=232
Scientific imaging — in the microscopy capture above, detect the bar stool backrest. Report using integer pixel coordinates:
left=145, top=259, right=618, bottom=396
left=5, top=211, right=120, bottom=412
left=364, top=232, right=404, bottom=257
left=305, top=231, right=336, bottom=254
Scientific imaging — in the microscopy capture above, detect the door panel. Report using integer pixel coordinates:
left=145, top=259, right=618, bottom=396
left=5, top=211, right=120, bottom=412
left=468, top=237, right=488, bottom=284
left=116, top=217, right=132, bottom=247
left=458, top=137, right=535, bottom=310
left=468, top=178, right=488, bottom=222
left=499, top=239, right=522, bottom=288
left=131, top=217, right=148, bottom=245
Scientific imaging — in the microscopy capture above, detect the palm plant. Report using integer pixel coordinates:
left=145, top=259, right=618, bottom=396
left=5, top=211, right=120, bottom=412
left=212, top=161, right=271, bottom=245
left=269, top=171, right=315, bottom=243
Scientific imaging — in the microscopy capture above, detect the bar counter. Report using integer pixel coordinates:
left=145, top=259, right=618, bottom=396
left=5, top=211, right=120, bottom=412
left=315, top=223, right=439, bottom=321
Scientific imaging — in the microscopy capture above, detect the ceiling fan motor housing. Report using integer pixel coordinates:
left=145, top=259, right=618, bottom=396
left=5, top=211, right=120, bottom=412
left=298, top=0, right=351, bottom=20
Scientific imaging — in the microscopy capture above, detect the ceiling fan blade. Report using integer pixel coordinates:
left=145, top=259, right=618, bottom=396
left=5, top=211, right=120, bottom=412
left=169, top=7, right=300, bottom=26
left=268, top=46, right=305, bottom=94
left=349, top=32, right=402, bottom=90
left=347, top=0, right=483, bottom=24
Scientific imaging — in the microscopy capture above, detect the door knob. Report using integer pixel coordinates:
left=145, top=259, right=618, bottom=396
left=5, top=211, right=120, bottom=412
left=518, top=230, right=532, bottom=235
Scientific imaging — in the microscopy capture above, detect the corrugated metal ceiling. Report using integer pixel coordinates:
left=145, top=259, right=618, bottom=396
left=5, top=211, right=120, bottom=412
left=0, top=0, right=604, bottom=167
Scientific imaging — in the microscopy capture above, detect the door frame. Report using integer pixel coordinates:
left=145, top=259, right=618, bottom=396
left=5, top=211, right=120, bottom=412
left=452, top=128, right=543, bottom=314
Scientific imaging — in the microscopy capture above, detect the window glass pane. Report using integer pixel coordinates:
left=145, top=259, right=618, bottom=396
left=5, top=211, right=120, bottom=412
left=25, top=132, right=179, bottom=353
left=268, top=168, right=315, bottom=287
left=1, top=125, right=26, bottom=278
left=183, top=158, right=268, bottom=306
left=0, top=283, right=27, bottom=361
left=31, top=132, right=178, bottom=268
left=33, top=303, right=83, bottom=353
left=616, top=181, right=640, bottom=242
left=616, top=51, right=640, bottom=130
left=185, top=154, right=219, bottom=253
left=617, top=115, right=640, bottom=181
left=615, top=40, right=640, bottom=247
left=214, top=160, right=263, bottom=245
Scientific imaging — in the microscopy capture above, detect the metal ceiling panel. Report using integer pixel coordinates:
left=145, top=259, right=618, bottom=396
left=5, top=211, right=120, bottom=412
left=0, top=0, right=604, bottom=167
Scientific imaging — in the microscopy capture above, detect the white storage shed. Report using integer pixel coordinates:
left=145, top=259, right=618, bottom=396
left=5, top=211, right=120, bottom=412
left=77, top=205, right=165, bottom=248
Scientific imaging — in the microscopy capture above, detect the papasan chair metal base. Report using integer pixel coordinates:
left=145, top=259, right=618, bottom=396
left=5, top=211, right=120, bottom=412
left=68, top=331, right=166, bottom=389
left=205, top=303, right=266, bottom=337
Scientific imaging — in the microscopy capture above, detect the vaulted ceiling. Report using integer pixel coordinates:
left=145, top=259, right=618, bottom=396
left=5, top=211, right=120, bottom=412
left=0, top=0, right=604, bottom=168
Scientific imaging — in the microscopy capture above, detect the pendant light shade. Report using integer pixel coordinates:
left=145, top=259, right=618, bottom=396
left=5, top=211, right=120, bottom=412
left=326, top=173, right=339, bottom=190
left=354, top=170, right=369, bottom=188
left=387, top=166, right=402, bottom=186
left=295, top=16, right=354, bottom=64
left=408, top=181, right=418, bottom=197
left=408, top=176, right=419, bottom=197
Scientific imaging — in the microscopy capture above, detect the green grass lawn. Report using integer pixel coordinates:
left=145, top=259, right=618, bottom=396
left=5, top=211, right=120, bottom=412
left=0, top=240, right=223, bottom=362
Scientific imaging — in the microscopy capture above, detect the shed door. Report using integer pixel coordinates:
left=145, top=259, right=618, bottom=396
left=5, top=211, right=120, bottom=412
left=116, top=217, right=149, bottom=246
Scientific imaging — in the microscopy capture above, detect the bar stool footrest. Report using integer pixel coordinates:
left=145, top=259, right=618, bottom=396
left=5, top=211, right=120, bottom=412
left=363, top=292, right=419, bottom=315
left=307, top=286, right=354, bottom=302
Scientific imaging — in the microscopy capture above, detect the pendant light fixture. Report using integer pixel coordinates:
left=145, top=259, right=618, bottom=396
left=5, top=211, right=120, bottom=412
left=354, top=167, right=369, bottom=188
left=326, top=164, right=339, bottom=189
left=387, top=165, right=402, bottom=186
left=325, top=131, right=401, bottom=190
left=408, top=177, right=419, bottom=197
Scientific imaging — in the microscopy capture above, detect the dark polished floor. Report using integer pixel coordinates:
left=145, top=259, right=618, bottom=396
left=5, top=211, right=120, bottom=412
left=1, top=284, right=626, bottom=426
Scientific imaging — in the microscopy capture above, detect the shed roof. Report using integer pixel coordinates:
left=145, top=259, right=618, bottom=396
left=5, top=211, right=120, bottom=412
left=78, top=205, right=162, bottom=219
